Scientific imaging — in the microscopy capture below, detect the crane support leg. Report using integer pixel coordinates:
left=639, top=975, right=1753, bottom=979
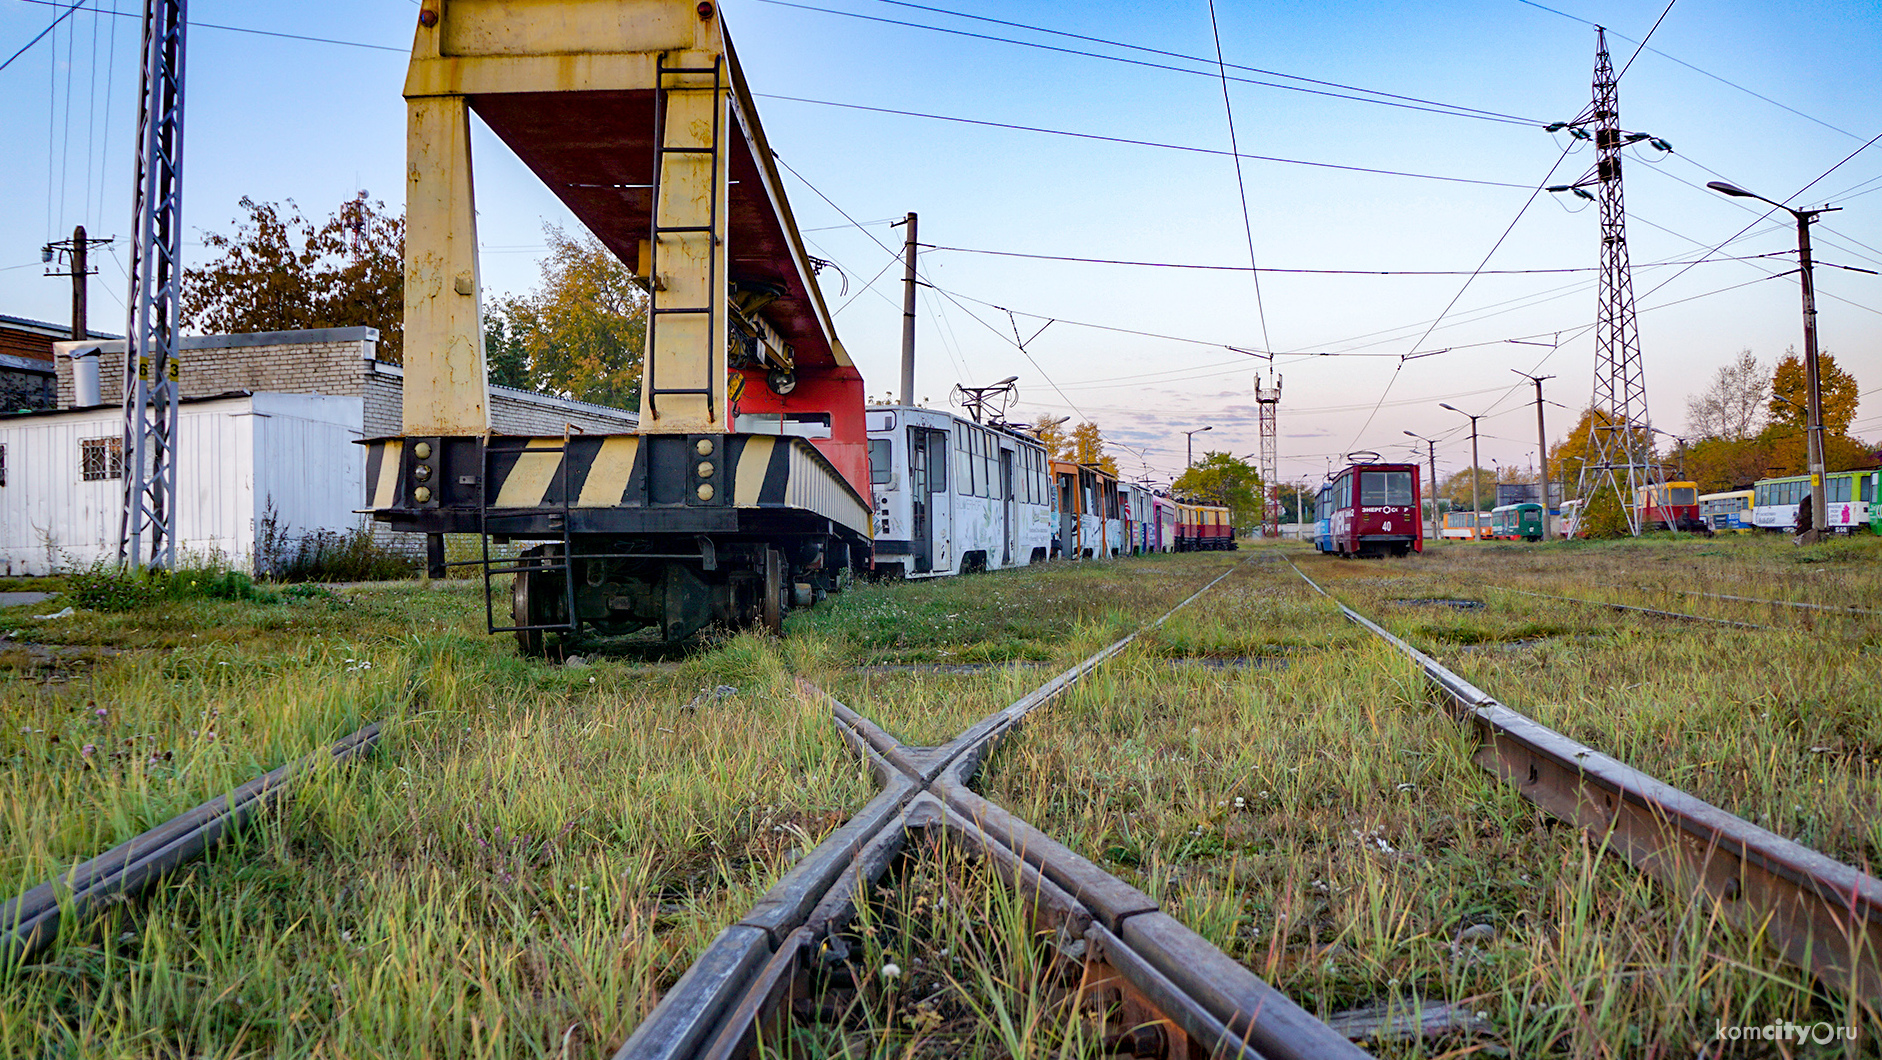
left=403, top=94, right=490, bottom=436
left=641, top=55, right=729, bottom=434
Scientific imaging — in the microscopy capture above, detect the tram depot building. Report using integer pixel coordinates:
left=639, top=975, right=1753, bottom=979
left=0, top=326, right=637, bottom=576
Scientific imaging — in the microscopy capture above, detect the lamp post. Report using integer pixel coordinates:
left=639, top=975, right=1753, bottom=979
left=1183, top=425, right=1213, bottom=471
left=1707, top=180, right=1838, bottom=538
left=1404, top=430, right=1440, bottom=540
left=1512, top=369, right=1554, bottom=531
left=1439, top=403, right=1484, bottom=534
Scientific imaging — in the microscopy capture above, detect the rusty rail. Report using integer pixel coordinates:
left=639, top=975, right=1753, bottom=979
left=1, top=721, right=383, bottom=970
left=615, top=558, right=1372, bottom=1059
left=1489, top=584, right=1776, bottom=630
left=1290, top=560, right=1882, bottom=1009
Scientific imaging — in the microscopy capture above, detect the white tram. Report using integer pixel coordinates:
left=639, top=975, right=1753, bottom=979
left=865, top=406, right=1054, bottom=577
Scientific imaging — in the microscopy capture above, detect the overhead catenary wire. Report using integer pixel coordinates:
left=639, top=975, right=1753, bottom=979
left=0, top=0, right=88, bottom=75
left=921, top=244, right=1791, bottom=275
left=753, top=0, right=1545, bottom=128
left=755, top=93, right=1536, bottom=190
left=10, top=0, right=407, bottom=52
left=1205, top=0, right=1272, bottom=358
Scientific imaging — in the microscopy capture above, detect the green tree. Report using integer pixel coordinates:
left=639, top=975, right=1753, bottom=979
left=1440, top=467, right=1498, bottom=511
left=488, top=224, right=647, bottom=410
left=483, top=308, right=530, bottom=390
left=183, top=192, right=404, bottom=361
left=1173, top=451, right=1262, bottom=529
left=1068, top=421, right=1119, bottom=475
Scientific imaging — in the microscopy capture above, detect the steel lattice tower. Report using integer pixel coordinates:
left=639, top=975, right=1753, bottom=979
left=1571, top=28, right=1654, bottom=536
left=120, top=0, right=187, bottom=570
left=1255, top=372, right=1281, bottom=537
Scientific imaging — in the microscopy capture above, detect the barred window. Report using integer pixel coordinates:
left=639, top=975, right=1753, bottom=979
left=81, top=437, right=123, bottom=481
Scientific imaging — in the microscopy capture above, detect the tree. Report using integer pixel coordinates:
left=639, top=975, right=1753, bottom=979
left=1068, top=421, right=1119, bottom=475
left=183, top=192, right=404, bottom=361
left=1440, top=468, right=1498, bottom=511
left=1546, top=406, right=1658, bottom=537
left=1769, top=348, right=1859, bottom=435
left=1685, top=349, right=1766, bottom=441
left=1031, top=417, right=1072, bottom=461
left=483, top=309, right=530, bottom=390
left=1173, top=452, right=1262, bottom=529
left=1684, top=435, right=1771, bottom=492
left=487, top=224, right=647, bottom=410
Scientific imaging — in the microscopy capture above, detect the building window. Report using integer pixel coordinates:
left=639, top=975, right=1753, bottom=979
left=81, top=437, right=123, bottom=481
left=0, top=443, right=6, bottom=487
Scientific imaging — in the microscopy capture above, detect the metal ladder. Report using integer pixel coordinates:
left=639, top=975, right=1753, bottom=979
left=479, top=436, right=578, bottom=639
left=643, top=56, right=724, bottom=423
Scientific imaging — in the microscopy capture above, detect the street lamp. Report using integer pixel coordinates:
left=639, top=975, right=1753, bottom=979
left=1708, top=180, right=1839, bottom=537
left=1404, top=430, right=1440, bottom=540
left=1183, top=425, right=1213, bottom=471
left=1439, top=403, right=1485, bottom=532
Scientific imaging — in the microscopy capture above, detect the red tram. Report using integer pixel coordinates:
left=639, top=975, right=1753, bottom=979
left=1326, top=461, right=1423, bottom=557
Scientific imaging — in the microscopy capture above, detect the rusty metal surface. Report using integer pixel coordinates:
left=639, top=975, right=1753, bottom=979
left=1, top=722, right=383, bottom=969
left=1289, top=560, right=1882, bottom=1007
left=616, top=558, right=1372, bottom=1059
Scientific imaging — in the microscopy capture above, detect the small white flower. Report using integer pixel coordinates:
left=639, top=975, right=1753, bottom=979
left=1233, top=796, right=1245, bottom=808
left=881, top=962, right=902, bottom=979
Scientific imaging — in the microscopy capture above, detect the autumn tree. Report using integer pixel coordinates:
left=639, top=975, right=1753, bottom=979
left=1686, top=349, right=1766, bottom=441
left=1030, top=417, right=1072, bottom=461
left=183, top=192, right=404, bottom=361
left=485, top=224, right=647, bottom=410
left=1547, top=406, right=1657, bottom=537
left=1068, top=421, right=1119, bottom=475
left=1173, top=451, right=1262, bottom=529
left=1439, top=468, right=1498, bottom=511
left=1768, top=348, right=1859, bottom=434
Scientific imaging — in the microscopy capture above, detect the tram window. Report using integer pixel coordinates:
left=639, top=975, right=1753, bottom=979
left=868, top=439, right=892, bottom=486
left=1863, top=475, right=1876, bottom=503
left=1360, top=471, right=1413, bottom=505
left=930, top=443, right=947, bottom=493
left=1828, top=476, right=1851, bottom=503
left=956, top=424, right=971, bottom=496
left=1668, top=487, right=1696, bottom=506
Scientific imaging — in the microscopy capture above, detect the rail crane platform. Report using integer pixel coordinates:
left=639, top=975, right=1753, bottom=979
left=364, top=0, right=872, bottom=652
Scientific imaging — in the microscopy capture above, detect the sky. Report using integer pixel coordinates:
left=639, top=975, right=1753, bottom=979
left=1, top=0, right=1878, bottom=490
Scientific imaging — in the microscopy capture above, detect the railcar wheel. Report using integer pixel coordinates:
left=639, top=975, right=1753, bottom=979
left=762, top=548, right=785, bottom=635
left=512, top=545, right=568, bottom=657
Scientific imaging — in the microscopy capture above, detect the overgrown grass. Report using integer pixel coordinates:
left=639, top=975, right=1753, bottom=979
left=4, top=539, right=1877, bottom=1057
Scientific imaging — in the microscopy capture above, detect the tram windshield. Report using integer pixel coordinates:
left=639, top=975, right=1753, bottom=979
left=1360, top=471, right=1414, bottom=506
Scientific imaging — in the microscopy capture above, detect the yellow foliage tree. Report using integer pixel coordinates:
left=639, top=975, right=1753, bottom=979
left=1769, top=349, right=1859, bottom=434
left=485, top=224, right=647, bottom=410
left=1031, top=417, right=1072, bottom=461
left=1069, top=421, right=1119, bottom=475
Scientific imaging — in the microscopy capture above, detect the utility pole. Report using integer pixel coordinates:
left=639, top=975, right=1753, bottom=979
left=44, top=226, right=109, bottom=341
left=121, top=0, right=188, bottom=572
left=1439, top=403, right=1484, bottom=533
left=1254, top=372, right=1281, bottom=537
left=1404, top=431, right=1439, bottom=540
left=1513, top=370, right=1554, bottom=533
left=894, top=211, right=917, bottom=406
left=1707, top=180, right=1842, bottom=538
left=1548, top=28, right=1665, bottom=537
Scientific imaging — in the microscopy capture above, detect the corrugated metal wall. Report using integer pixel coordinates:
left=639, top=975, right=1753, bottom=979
left=0, top=394, right=362, bottom=576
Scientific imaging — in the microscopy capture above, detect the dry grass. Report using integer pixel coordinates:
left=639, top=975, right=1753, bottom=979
left=3, top=537, right=1876, bottom=1057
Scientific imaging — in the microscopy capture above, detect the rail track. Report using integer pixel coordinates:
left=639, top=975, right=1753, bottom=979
left=0, top=721, right=383, bottom=969
left=1288, top=558, right=1882, bottom=1010
left=615, top=558, right=1372, bottom=1060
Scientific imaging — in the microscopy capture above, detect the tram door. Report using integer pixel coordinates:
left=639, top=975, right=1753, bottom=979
left=1057, top=472, right=1074, bottom=558
left=1000, top=448, right=1015, bottom=566
left=908, top=427, right=950, bottom=574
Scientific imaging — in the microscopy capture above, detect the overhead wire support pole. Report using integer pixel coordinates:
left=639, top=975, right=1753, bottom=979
left=893, top=212, right=917, bottom=405
left=120, top=0, right=186, bottom=572
left=1512, top=368, right=1555, bottom=533
left=1255, top=372, right=1281, bottom=537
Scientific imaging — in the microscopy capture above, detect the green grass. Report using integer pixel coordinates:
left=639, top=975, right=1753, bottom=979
left=2, top=540, right=1877, bottom=1057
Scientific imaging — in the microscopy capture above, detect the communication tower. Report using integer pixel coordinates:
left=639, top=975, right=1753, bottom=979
left=1255, top=372, right=1281, bottom=536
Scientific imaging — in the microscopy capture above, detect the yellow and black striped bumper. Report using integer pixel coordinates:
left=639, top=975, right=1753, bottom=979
left=362, top=433, right=871, bottom=540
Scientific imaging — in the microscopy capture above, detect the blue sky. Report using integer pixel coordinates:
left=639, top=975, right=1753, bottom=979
left=2, top=0, right=1877, bottom=486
